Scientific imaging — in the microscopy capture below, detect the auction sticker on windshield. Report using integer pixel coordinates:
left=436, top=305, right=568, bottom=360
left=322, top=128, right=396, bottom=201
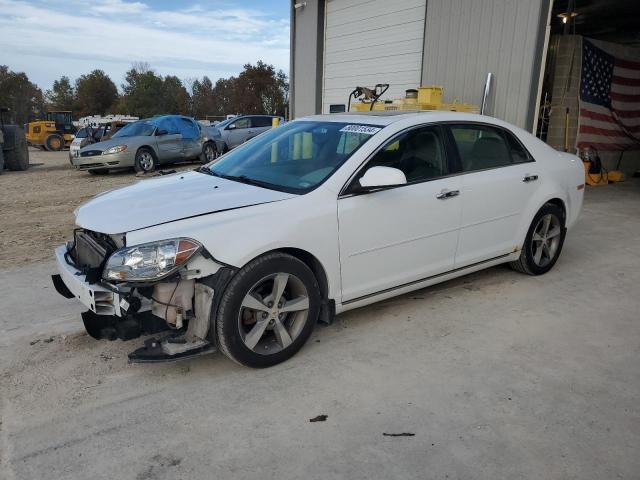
left=339, top=125, right=381, bottom=135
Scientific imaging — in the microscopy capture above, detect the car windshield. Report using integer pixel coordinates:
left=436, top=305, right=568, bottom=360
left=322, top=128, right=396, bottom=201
left=112, top=120, right=156, bottom=138
left=204, top=121, right=380, bottom=193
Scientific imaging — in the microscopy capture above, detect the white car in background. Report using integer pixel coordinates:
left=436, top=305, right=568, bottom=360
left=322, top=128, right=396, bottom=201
left=52, top=111, right=584, bottom=367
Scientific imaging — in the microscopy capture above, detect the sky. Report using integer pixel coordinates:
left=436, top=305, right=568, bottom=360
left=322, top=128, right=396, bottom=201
left=0, top=0, right=290, bottom=92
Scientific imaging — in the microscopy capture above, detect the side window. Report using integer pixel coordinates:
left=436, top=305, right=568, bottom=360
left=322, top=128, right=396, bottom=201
left=157, top=117, right=180, bottom=134
left=252, top=116, right=273, bottom=128
left=503, top=130, right=532, bottom=163
left=362, top=126, right=448, bottom=183
left=233, top=118, right=250, bottom=129
left=450, top=124, right=513, bottom=171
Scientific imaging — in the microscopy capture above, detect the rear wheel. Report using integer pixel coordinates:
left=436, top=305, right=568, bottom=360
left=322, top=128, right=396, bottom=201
left=45, top=133, right=64, bottom=152
left=3, top=126, right=30, bottom=171
left=134, top=148, right=156, bottom=173
left=510, top=203, right=566, bottom=275
left=216, top=253, right=321, bottom=368
left=201, top=142, right=216, bottom=163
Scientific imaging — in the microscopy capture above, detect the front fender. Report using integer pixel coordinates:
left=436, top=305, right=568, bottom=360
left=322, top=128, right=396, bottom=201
left=124, top=190, right=342, bottom=303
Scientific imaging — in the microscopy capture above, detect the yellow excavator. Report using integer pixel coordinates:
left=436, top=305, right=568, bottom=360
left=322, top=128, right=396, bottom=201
left=26, top=111, right=76, bottom=151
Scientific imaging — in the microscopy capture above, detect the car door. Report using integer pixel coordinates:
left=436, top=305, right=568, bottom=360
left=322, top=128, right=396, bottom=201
left=177, top=117, right=202, bottom=159
left=225, top=117, right=251, bottom=148
left=154, top=117, right=183, bottom=163
left=447, top=123, right=541, bottom=268
left=338, top=125, right=463, bottom=303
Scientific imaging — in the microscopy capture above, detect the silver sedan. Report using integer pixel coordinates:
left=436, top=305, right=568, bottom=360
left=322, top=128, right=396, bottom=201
left=72, top=116, right=211, bottom=174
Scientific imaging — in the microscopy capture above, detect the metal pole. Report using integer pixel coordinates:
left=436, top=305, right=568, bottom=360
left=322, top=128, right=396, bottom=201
left=480, top=72, right=493, bottom=115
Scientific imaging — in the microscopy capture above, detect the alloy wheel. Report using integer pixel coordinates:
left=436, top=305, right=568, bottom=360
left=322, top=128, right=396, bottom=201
left=138, top=151, right=154, bottom=171
left=238, top=272, right=310, bottom=355
left=531, top=213, right=562, bottom=268
left=204, top=144, right=216, bottom=162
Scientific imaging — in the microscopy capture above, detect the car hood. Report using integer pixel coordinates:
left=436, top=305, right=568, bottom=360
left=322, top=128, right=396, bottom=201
left=80, top=136, right=147, bottom=152
left=75, top=171, right=296, bottom=234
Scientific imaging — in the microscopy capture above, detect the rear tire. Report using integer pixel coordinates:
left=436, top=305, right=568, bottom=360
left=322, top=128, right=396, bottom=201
left=3, top=126, right=30, bottom=171
left=134, top=148, right=156, bottom=173
left=45, top=133, right=64, bottom=152
left=200, top=142, right=216, bottom=163
left=216, top=253, right=321, bottom=368
left=510, top=203, right=566, bottom=275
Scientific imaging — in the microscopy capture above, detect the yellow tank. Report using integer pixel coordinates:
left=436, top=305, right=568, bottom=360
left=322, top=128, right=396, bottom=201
left=351, top=85, right=479, bottom=114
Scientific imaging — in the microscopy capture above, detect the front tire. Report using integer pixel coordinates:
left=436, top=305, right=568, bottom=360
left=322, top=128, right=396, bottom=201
left=134, top=147, right=156, bottom=173
left=510, top=203, right=566, bottom=275
left=216, top=253, right=321, bottom=368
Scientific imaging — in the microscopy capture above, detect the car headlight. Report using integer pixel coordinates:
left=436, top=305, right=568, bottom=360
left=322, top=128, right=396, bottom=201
left=103, top=238, right=201, bottom=282
left=102, top=145, right=127, bottom=155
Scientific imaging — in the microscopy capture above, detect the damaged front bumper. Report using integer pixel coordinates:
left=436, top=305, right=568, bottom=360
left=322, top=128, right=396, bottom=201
left=52, top=243, right=224, bottom=362
left=53, top=245, right=122, bottom=316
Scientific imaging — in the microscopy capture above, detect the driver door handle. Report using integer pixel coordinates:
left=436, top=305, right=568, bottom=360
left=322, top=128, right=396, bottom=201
left=523, top=174, right=539, bottom=183
left=436, top=189, right=460, bottom=200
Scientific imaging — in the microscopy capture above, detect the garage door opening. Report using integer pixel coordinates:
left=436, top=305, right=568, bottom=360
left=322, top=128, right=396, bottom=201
left=536, top=0, right=640, bottom=174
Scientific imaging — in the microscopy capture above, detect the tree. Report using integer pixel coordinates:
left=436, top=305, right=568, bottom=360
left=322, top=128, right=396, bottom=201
left=191, top=76, right=216, bottom=119
left=75, top=70, right=118, bottom=117
left=161, top=75, right=190, bottom=115
left=233, top=61, right=288, bottom=116
left=211, top=77, right=237, bottom=117
left=45, top=76, right=74, bottom=112
left=118, top=63, right=166, bottom=117
left=0, top=65, right=45, bottom=124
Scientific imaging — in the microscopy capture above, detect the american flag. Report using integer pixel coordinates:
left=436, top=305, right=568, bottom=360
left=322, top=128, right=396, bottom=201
left=577, top=39, right=640, bottom=151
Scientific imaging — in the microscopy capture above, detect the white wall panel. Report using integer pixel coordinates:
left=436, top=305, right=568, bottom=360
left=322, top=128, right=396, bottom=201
left=322, top=0, right=427, bottom=113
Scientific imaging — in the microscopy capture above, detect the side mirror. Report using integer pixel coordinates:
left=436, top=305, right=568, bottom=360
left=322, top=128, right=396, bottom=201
left=358, top=166, right=407, bottom=191
left=226, top=124, right=236, bottom=130
left=156, top=129, right=169, bottom=136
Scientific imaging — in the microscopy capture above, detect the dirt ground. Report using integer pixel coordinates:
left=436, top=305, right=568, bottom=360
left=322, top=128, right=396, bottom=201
left=0, top=159, right=638, bottom=478
left=0, top=148, right=198, bottom=266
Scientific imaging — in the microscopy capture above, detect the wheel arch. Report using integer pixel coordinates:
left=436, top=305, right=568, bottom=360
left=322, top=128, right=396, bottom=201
left=516, top=190, right=569, bottom=251
left=249, top=247, right=331, bottom=304
left=136, top=145, right=158, bottom=159
left=545, top=197, right=567, bottom=223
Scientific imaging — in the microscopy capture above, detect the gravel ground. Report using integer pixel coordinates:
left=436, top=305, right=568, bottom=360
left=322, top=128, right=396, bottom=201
left=0, top=149, right=198, bottom=266
left=0, top=153, right=638, bottom=479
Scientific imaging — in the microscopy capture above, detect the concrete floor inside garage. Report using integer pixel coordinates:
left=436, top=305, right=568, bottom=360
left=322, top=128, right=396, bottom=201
left=1, top=180, right=639, bottom=480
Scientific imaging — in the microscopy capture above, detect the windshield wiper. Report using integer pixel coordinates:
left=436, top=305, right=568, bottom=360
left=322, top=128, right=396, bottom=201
left=196, top=165, right=219, bottom=176
left=220, top=174, right=279, bottom=190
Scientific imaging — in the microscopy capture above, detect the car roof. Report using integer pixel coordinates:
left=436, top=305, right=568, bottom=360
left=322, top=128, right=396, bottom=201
left=296, top=111, right=503, bottom=127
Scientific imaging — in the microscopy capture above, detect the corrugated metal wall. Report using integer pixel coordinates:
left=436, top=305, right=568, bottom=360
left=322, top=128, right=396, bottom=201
left=422, top=0, right=547, bottom=129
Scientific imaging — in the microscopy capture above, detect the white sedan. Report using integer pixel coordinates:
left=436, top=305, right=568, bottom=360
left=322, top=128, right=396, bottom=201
left=52, top=111, right=584, bottom=367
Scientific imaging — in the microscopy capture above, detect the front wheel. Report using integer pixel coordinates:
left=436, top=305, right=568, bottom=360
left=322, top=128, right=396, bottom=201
left=216, top=253, right=321, bottom=368
left=510, top=203, right=566, bottom=275
left=134, top=148, right=156, bottom=173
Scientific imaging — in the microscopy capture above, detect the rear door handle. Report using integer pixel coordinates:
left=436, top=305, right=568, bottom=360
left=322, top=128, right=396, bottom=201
left=436, top=189, right=460, bottom=200
left=523, top=174, right=539, bottom=183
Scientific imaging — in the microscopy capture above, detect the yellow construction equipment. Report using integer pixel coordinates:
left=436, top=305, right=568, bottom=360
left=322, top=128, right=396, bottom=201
left=350, top=85, right=479, bottom=113
left=26, top=111, right=76, bottom=151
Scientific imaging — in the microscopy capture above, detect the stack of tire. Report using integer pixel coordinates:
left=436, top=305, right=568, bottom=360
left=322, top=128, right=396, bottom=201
left=0, top=125, right=30, bottom=174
